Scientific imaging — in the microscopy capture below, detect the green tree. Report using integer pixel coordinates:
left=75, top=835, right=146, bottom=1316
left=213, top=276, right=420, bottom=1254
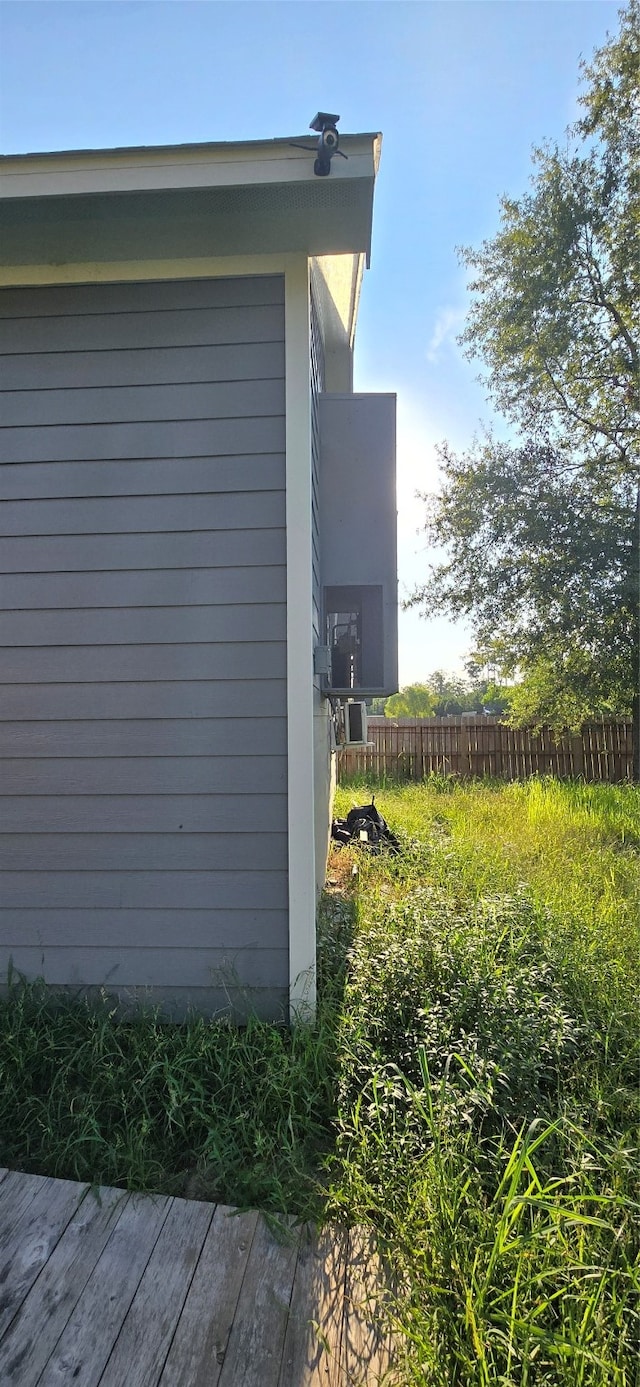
left=460, top=1, right=639, bottom=468
left=464, top=653, right=515, bottom=716
left=412, top=2, right=640, bottom=770
left=384, top=684, right=437, bottom=718
left=383, top=672, right=496, bottom=718
left=416, top=437, right=637, bottom=725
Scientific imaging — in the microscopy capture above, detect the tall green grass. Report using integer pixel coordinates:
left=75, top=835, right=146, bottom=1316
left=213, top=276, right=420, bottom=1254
left=329, top=778, right=639, bottom=1383
left=0, top=777, right=637, bottom=1383
left=0, top=980, right=340, bottom=1215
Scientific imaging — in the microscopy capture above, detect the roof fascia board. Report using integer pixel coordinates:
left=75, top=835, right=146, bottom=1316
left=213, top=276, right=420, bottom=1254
left=0, top=133, right=380, bottom=164
left=0, top=135, right=379, bottom=201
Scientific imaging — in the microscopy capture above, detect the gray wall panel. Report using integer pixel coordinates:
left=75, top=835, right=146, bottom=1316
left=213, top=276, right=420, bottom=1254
left=0, top=871, right=287, bottom=909
left=0, top=909, right=288, bottom=949
left=0, top=415, right=285, bottom=463
left=0, top=342, right=286, bottom=390
left=0, top=603, right=286, bottom=646
left=0, top=304, right=285, bottom=353
left=0, top=276, right=285, bottom=318
left=0, top=490, right=285, bottom=534
left=1, top=379, right=285, bottom=426
left=0, top=456, right=285, bottom=500
left=0, top=275, right=289, bottom=1013
left=1, top=641, right=286, bottom=682
left=0, top=717, right=287, bottom=757
left=2, top=566, right=286, bottom=609
left=0, top=529, right=286, bottom=573
left=320, top=392, right=398, bottom=695
left=0, top=947, right=288, bottom=989
left=0, top=794, right=287, bottom=833
left=0, top=681, right=287, bottom=720
left=0, top=755, right=286, bottom=794
left=0, top=983, right=289, bottom=1023
left=0, top=833, right=287, bottom=871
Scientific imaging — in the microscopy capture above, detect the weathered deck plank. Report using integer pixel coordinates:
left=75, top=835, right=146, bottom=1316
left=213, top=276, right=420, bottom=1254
left=159, top=1206, right=258, bottom=1387
left=0, top=1184, right=125, bottom=1386
left=0, top=1172, right=68, bottom=1255
left=0, top=1174, right=84, bottom=1338
left=0, top=1172, right=396, bottom=1385
left=278, top=1224, right=349, bottom=1387
left=38, top=1193, right=171, bottom=1387
left=216, top=1215, right=299, bottom=1387
left=342, top=1229, right=396, bottom=1386
left=99, top=1197, right=215, bottom=1387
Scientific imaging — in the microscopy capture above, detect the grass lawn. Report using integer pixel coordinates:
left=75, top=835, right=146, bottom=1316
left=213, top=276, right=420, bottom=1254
left=1, top=776, right=638, bottom=1384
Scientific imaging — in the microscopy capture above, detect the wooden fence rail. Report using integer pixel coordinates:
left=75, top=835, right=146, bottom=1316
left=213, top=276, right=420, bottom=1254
left=338, top=717, right=634, bottom=783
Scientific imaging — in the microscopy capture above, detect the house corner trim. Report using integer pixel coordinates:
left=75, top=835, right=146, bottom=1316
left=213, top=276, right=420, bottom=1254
left=285, top=256, right=317, bottom=1021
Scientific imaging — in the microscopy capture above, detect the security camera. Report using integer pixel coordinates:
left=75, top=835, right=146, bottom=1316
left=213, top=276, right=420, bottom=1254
left=310, top=112, right=344, bottom=176
left=289, top=112, right=348, bottom=177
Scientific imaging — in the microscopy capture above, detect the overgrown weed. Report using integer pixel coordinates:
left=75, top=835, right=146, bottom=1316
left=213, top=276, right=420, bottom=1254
left=0, top=976, right=338, bottom=1216
left=328, top=777, right=640, bottom=1383
left=0, top=776, right=638, bottom=1383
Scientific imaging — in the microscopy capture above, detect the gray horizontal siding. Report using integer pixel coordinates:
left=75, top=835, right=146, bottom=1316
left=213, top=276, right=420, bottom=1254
left=1, top=379, right=285, bottom=427
left=0, top=985, right=290, bottom=1023
left=0, top=275, right=285, bottom=318
left=0, top=416, right=285, bottom=463
left=0, top=342, right=286, bottom=390
left=1, top=566, right=285, bottom=609
left=0, top=681, right=286, bottom=720
left=0, top=948, right=287, bottom=990
left=1, top=642, right=286, bottom=682
left=0, top=603, right=286, bottom=645
left=0, top=717, right=286, bottom=757
left=0, top=871, right=287, bottom=909
left=0, top=529, right=286, bottom=573
left=0, top=456, right=285, bottom=500
left=0, top=834, right=286, bottom=871
left=0, top=794, right=287, bottom=832
left=0, top=490, right=285, bottom=534
left=0, top=275, right=289, bottom=1014
left=0, top=756, right=286, bottom=793
left=0, top=304, right=285, bottom=354
left=0, top=909, right=287, bottom=949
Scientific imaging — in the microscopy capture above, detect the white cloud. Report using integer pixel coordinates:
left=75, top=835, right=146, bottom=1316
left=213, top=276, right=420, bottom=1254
left=425, top=306, right=466, bottom=364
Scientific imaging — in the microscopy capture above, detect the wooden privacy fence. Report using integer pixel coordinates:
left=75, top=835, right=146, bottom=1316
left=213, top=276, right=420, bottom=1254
left=338, top=717, right=634, bottom=783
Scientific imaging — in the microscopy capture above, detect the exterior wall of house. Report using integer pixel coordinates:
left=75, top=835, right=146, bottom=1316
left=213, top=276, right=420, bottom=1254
left=0, top=273, right=289, bottom=1019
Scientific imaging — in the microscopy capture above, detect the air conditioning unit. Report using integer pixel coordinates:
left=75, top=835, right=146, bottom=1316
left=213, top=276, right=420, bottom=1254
left=343, top=701, right=368, bottom=746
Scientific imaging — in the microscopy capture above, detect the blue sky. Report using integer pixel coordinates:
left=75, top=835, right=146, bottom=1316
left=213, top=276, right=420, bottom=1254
left=0, top=0, right=619, bottom=684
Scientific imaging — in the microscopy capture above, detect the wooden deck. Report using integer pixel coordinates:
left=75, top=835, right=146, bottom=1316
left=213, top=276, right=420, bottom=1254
left=0, top=1168, right=395, bottom=1386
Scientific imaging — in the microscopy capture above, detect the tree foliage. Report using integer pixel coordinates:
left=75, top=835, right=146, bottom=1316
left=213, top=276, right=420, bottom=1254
left=413, top=2, right=639, bottom=742
left=459, top=0, right=639, bottom=470
left=416, top=436, right=638, bottom=726
left=382, top=671, right=513, bottom=718
left=384, top=684, right=437, bottom=718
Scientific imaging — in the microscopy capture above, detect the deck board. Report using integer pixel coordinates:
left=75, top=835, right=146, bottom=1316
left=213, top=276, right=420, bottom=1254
left=158, top=1207, right=258, bottom=1387
left=278, top=1224, right=349, bottom=1387
left=216, top=1215, right=299, bottom=1387
left=0, top=1171, right=396, bottom=1385
left=0, top=1185, right=125, bottom=1387
left=99, top=1198, right=215, bottom=1387
left=38, top=1193, right=171, bottom=1387
left=0, top=1174, right=84, bottom=1338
